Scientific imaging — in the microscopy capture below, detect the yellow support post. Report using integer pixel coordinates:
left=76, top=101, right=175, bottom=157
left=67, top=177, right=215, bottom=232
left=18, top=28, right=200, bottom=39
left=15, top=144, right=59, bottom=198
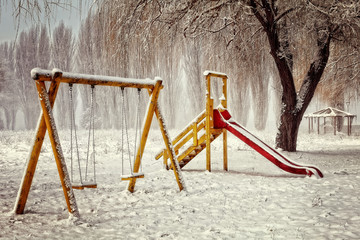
left=14, top=80, right=60, bottom=214
left=204, top=72, right=228, bottom=172
left=127, top=80, right=163, bottom=193
left=35, top=80, right=79, bottom=217
left=15, top=68, right=185, bottom=217
left=154, top=103, right=185, bottom=192
left=163, top=149, right=169, bottom=169
left=223, top=130, right=228, bottom=171
left=222, top=76, right=228, bottom=171
left=142, top=87, right=185, bottom=191
left=205, top=74, right=213, bottom=172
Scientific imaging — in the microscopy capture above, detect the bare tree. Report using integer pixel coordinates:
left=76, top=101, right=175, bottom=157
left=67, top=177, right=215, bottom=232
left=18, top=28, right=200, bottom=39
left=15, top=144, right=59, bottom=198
left=0, top=42, right=18, bottom=130
left=140, top=0, right=360, bottom=151
left=51, top=21, right=74, bottom=128
left=14, top=27, right=39, bottom=129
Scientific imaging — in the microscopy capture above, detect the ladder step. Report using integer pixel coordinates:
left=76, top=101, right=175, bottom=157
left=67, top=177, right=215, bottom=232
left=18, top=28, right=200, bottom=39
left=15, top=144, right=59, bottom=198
left=189, top=150, right=197, bottom=156
left=196, top=145, right=203, bottom=151
left=72, top=182, right=97, bottom=190
left=121, top=173, right=145, bottom=181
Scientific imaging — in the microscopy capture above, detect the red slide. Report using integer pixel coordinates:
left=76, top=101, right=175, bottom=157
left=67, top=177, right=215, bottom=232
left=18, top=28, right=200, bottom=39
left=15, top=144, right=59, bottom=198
left=213, top=109, right=323, bottom=178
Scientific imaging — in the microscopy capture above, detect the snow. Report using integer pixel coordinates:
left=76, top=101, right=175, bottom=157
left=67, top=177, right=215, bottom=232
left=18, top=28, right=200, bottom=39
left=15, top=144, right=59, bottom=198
left=31, top=68, right=52, bottom=80
left=203, top=70, right=227, bottom=77
left=1, top=129, right=360, bottom=239
left=305, top=107, right=356, bottom=118
left=31, top=68, right=157, bottom=87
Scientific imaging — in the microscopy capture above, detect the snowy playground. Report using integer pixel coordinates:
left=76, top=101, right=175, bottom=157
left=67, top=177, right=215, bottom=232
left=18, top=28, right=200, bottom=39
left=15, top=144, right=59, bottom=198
left=1, top=69, right=360, bottom=239
left=1, top=129, right=360, bottom=239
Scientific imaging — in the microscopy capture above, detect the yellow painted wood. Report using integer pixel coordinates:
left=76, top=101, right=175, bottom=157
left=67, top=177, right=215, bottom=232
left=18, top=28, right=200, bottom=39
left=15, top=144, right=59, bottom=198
left=175, top=131, right=195, bottom=152
left=204, top=72, right=228, bottom=78
left=176, top=130, right=223, bottom=168
left=171, top=111, right=206, bottom=146
left=163, top=149, right=169, bottom=169
left=156, top=72, right=228, bottom=172
left=223, top=129, right=228, bottom=171
left=127, top=80, right=163, bottom=193
left=35, top=80, right=79, bottom=217
left=155, top=113, right=206, bottom=160
left=205, top=75, right=212, bottom=172
left=121, top=173, right=145, bottom=181
left=153, top=103, right=185, bottom=192
left=14, top=80, right=60, bottom=214
left=178, top=145, right=198, bottom=162
left=72, top=183, right=97, bottom=190
left=193, top=123, right=198, bottom=146
left=177, top=133, right=206, bottom=162
left=172, top=121, right=205, bottom=157
left=155, top=71, right=229, bottom=172
left=222, top=76, right=228, bottom=171
left=16, top=68, right=187, bottom=217
left=221, top=76, right=228, bottom=108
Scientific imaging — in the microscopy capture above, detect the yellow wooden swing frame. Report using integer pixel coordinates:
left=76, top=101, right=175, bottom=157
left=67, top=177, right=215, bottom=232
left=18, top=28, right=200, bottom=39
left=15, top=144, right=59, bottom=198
left=14, top=68, right=185, bottom=217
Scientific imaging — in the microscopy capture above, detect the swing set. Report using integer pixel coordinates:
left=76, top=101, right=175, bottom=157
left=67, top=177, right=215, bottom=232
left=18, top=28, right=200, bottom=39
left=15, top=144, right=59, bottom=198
left=14, top=68, right=185, bottom=217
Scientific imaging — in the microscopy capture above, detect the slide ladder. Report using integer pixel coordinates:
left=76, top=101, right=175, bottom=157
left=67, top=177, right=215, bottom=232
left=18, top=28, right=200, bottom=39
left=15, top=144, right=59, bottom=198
left=155, top=110, right=223, bottom=169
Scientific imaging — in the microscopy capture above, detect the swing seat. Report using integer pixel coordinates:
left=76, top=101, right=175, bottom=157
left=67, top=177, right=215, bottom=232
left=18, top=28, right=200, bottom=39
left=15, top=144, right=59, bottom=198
left=72, top=182, right=97, bottom=190
left=121, top=172, right=145, bottom=181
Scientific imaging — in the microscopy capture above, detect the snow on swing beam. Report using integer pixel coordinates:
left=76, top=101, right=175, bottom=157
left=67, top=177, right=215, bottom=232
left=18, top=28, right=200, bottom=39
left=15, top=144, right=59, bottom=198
left=14, top=68, right=185, bottom=218
left=31, top=68, right=159, bottom=89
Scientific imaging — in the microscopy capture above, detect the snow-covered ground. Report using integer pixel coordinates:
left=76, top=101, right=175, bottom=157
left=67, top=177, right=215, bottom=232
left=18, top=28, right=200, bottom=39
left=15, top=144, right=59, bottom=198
left=1, top=128, right=360, bottom=239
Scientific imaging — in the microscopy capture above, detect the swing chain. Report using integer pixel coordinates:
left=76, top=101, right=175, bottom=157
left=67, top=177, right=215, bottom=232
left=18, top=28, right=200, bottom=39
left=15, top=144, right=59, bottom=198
left=69, top=84, right=73, bottom=181
left=134, top=88, right=142, bottom=173
left=85, top=85, right=96, bottom=181
left=69, top=83, right=83, bottom=184
left=120, top=88, right=144, bottom=178
left=69, top=84, right=97, bottom=188
left=121, top=87, right=133, bottom=175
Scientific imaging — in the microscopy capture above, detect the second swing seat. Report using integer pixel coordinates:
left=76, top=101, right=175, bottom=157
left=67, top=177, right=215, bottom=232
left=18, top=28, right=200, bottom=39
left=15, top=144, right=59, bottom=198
left=121, top=172, right=144, bottom=181
left=72, top=182, right=97, bottom=190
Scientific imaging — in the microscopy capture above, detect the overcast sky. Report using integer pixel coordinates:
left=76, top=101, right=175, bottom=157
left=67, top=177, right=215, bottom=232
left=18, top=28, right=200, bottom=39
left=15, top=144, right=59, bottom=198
left=0, top=3, right=87, bottom=42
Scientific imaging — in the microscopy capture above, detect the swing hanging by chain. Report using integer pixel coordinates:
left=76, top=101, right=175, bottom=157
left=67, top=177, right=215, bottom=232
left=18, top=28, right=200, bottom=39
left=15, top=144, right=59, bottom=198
left=69, top=84, right=97, bottom=190
left=120, top=88, right=144, bottom=181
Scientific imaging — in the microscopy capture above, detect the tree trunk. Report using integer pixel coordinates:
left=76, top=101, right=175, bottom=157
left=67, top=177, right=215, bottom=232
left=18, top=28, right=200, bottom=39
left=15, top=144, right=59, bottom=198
left=276, top=112, right=302, bottom=151
left=250, top=0, right=332, bottom=152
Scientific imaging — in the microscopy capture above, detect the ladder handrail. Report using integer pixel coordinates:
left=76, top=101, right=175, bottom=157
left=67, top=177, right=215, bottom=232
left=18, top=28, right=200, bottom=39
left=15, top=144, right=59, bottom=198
left=155, top=110, right=206, bottom=160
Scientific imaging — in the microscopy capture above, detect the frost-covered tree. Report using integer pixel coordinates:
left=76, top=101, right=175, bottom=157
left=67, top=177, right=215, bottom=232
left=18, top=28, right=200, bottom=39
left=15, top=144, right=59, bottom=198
left=139, top=0, right=360, bottom=151
left=14, top=27, right=39, bottom=129
left=51, top=21, right=74, bottom=128
left=0, top=42, right=18, bottom=130
left=14, top=25, right=51, bottom=129
left=249, top=0, right=360, bottom=150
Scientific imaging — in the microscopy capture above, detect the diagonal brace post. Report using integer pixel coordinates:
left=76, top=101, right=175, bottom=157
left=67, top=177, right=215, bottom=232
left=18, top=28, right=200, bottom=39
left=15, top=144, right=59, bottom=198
left=14, top=80, right=60, bottom=214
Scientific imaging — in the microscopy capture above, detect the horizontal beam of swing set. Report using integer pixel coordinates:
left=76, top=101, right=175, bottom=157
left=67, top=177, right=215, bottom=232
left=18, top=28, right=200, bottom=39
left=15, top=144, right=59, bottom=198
left=31, top=68, right=161, bottom=89
left=14, top=68, right=185, bottom=218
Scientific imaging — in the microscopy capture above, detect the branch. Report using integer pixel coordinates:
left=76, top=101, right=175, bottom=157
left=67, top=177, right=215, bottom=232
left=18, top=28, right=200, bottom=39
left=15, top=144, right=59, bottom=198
left=274, top=7, right=296, bottom=23
left=201, top=19, right=235, bottom=34
left=249, top=0, right=267, bottom=28
left=306, top=0, right=329, bottom=16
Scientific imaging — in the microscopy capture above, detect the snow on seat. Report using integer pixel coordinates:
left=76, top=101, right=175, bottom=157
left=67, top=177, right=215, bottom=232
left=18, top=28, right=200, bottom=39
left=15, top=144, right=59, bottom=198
left=72, top=182, right=97, bottom=190
left=121, top=173, right=145, bottom=181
